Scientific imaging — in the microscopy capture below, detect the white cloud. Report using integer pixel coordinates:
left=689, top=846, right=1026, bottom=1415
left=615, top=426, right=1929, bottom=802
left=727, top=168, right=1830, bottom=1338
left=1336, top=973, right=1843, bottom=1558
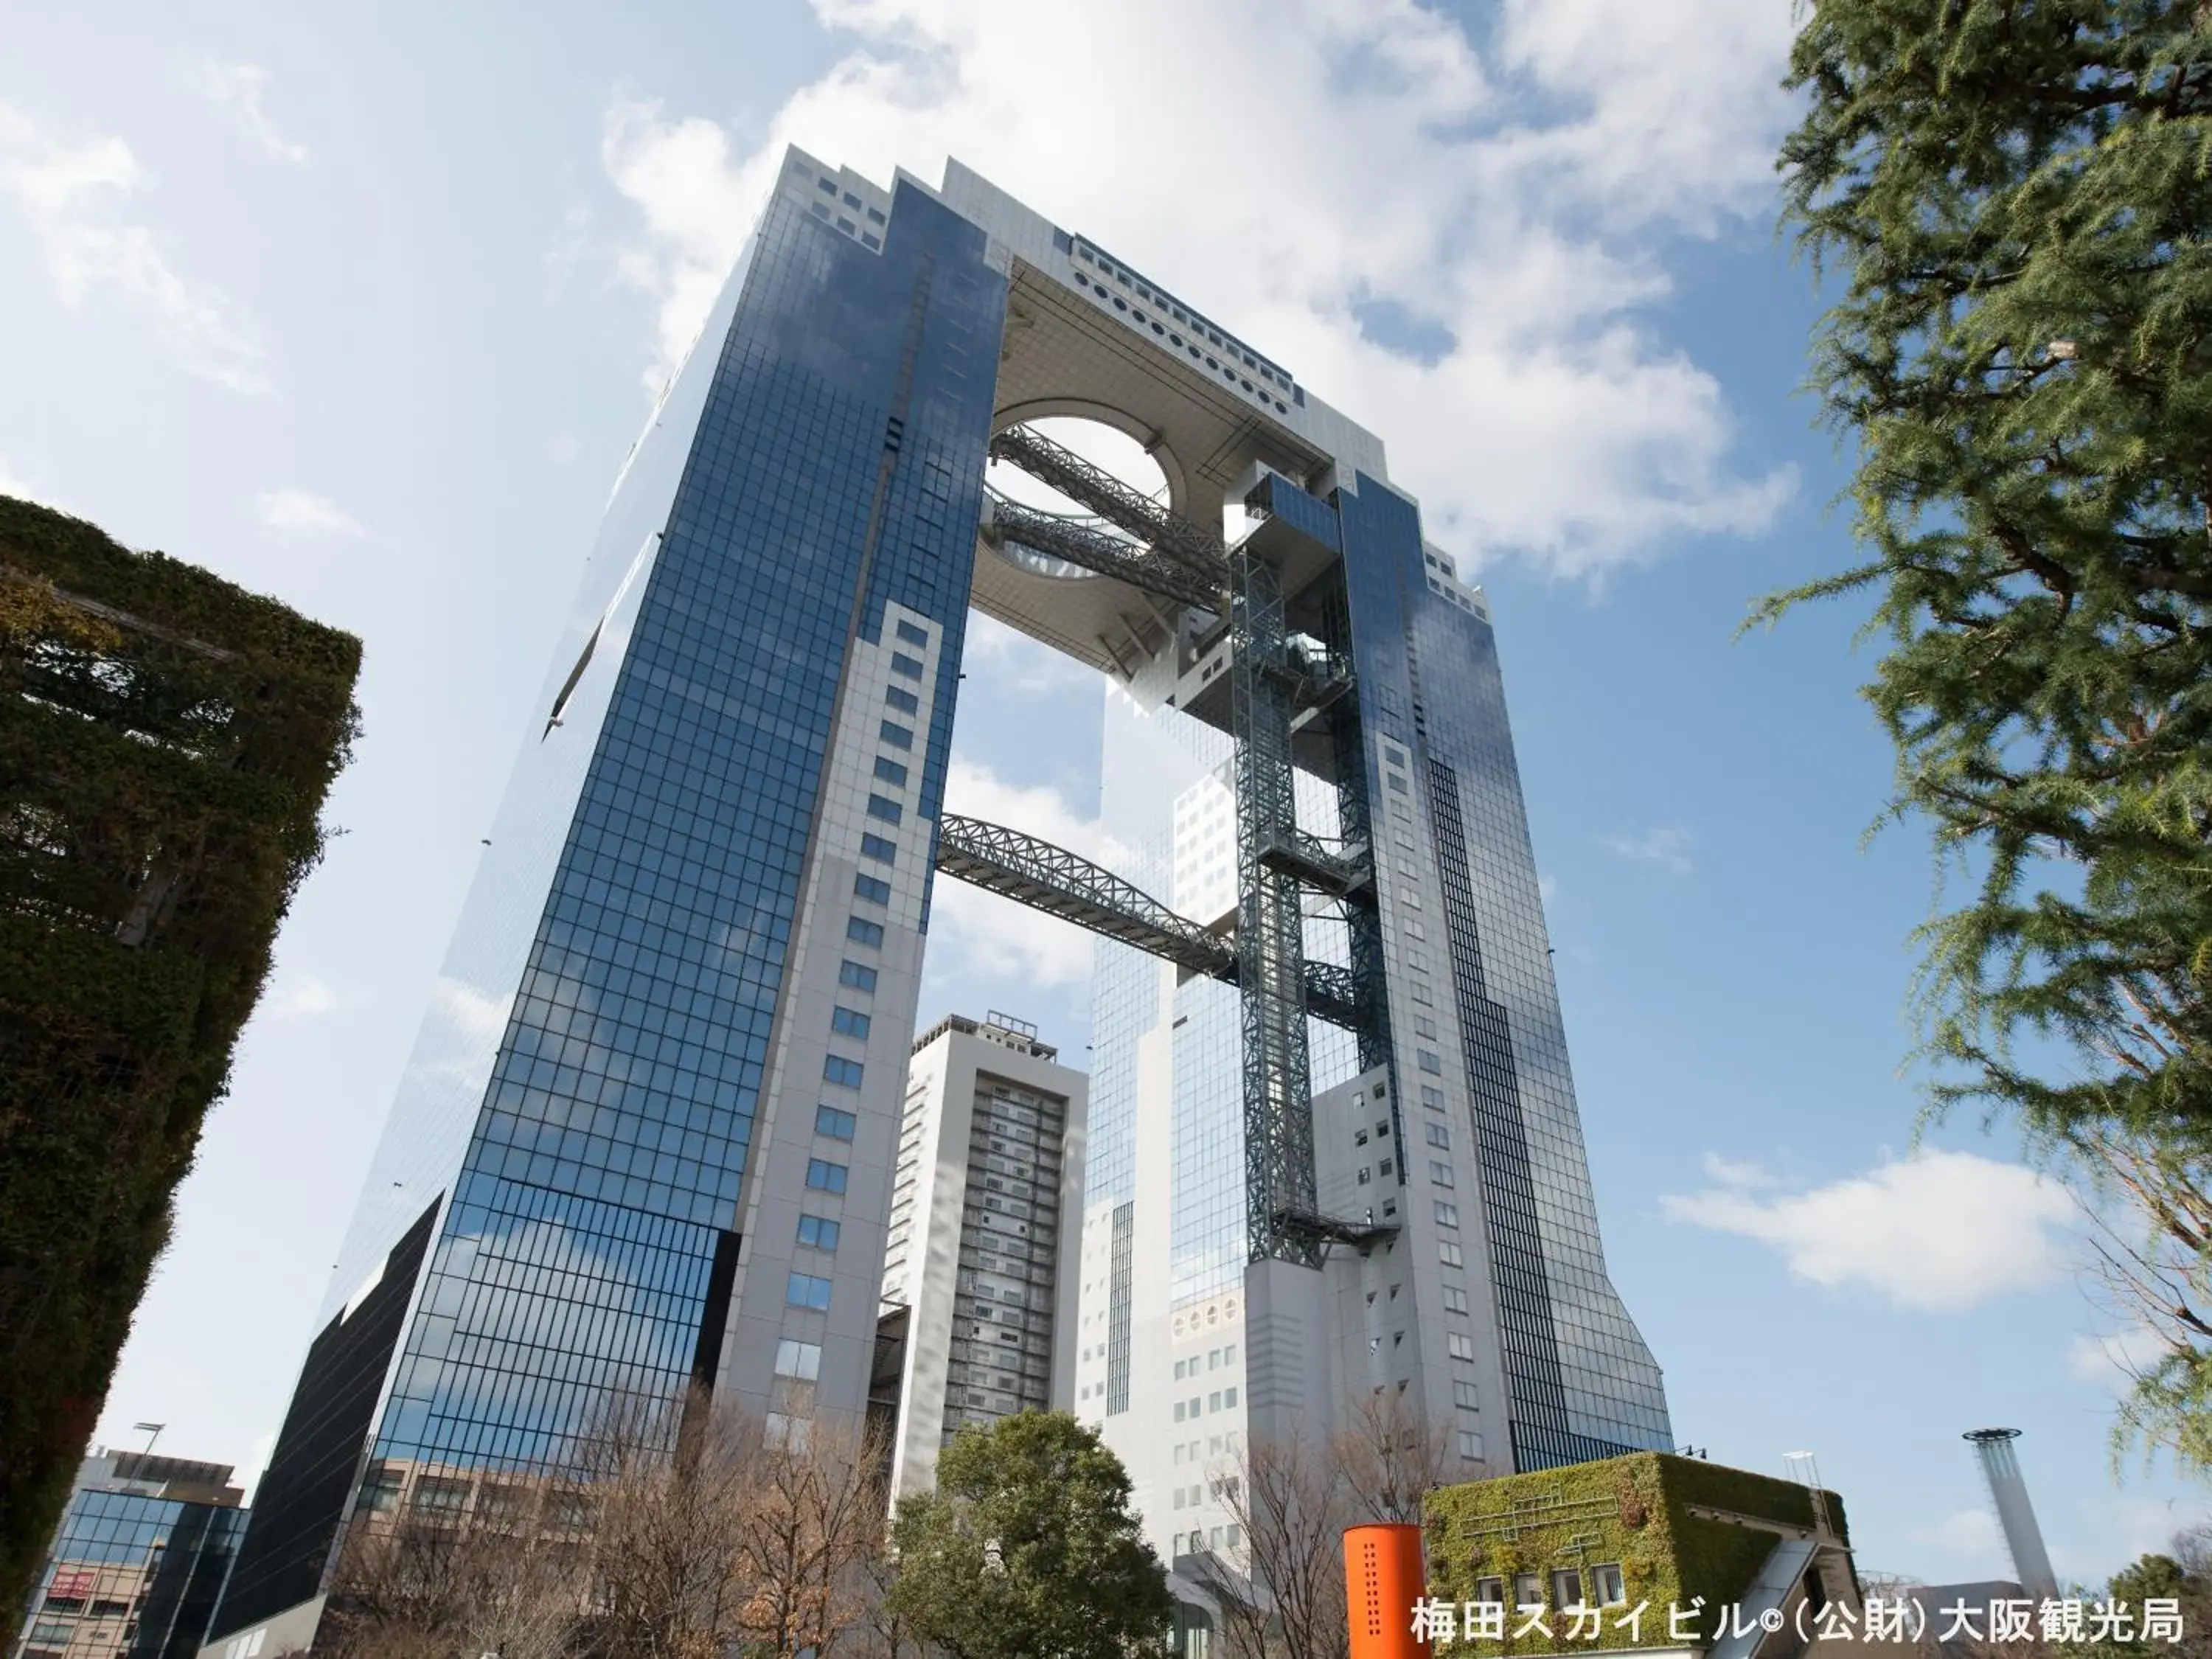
left=1660, top=1150, right=2079, bottom=1312
left=432, top=977, right=512, bottom=1047
left=257, top=487, right=365, bottom=538
left=262, top=973, right=338, bottom=1019
left=931, top=880, right=1099, bottom=988
left=1914, top=1505, right=2005, bottom=1565
left=406, top=975, right=515, bottom=1096
left=1604, top=825, right=1693, bottom=873
left=961, top=611, right=1099, bottom=697
left=0, top=100, right=271, bottom=394
left=184, top=60, right=307, bottom=164
left=2068, top=1326, right=2173, bottom=1393
left=597, top=0, right=1801, bottom=579
left=2050, top=1495, right=2212, bottom=1585
left=943, top=755, right=1120, bottom=866
left=1700, top=1152, right=1776, bottom=1190
left=601, top=99, right=755, bottom=396
left=931, top=757, right=1130, bottom=987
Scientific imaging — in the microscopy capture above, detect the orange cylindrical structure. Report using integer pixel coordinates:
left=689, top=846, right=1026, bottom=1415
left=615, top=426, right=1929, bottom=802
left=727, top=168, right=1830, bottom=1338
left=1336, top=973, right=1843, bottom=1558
left=1346, top=1522, right=1432, bottom=1659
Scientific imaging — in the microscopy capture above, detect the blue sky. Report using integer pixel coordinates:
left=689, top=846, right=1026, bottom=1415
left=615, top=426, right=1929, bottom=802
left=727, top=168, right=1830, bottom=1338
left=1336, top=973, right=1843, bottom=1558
left=5, top=0, right=2205, bottom=1579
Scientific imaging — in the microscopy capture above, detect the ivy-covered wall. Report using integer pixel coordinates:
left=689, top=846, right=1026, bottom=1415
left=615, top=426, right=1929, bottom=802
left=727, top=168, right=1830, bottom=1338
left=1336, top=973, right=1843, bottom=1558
left=0, top=495, right=361, bottom=1610
left=1420, top=1453, right=1852, bottom=1655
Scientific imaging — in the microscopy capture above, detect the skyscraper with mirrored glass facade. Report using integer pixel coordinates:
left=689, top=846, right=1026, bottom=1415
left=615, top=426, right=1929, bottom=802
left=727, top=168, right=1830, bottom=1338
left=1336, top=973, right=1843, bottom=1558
left=205, top=149, right=1669, bottom=1657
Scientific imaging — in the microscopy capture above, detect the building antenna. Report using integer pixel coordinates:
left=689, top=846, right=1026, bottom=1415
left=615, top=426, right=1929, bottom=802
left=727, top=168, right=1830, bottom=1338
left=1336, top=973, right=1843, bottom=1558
left=132, top=1422, right=164, bottom=1460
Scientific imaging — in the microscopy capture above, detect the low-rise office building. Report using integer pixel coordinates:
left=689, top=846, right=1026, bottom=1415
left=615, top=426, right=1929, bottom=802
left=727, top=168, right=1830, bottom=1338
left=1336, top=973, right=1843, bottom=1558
left=12, top=1452, right=246, bottom=1659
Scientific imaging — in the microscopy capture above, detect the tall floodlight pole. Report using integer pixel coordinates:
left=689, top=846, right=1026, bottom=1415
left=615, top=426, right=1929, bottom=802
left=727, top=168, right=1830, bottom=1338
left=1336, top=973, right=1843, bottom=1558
left=1964, top=1429, right=2058, bottom=1601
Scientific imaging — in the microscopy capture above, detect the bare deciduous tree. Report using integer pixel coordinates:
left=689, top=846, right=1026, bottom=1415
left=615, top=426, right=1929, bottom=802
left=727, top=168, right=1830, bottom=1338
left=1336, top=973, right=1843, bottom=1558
left=1206, top=1420, right=1350, bottom=1659
left=319, top=1489, right=579, bottom=1659
left=733, top=1416, right=891, bottom=1658
left=577, top=1389, right=760, bottom=1659
left=2068, top=1129, right=2212, bottom=1472
left=322, top=1386, right=895, bottom=1659
left=1198, top=1397, right=1456, bottom=1659
left=1331, top=1391, right=1456, bottom=1528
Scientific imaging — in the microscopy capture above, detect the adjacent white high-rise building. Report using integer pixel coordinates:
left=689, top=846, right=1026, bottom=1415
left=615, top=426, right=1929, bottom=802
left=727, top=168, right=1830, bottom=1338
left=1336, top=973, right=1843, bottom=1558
left=880, top=1012, right=1088, bottom=1502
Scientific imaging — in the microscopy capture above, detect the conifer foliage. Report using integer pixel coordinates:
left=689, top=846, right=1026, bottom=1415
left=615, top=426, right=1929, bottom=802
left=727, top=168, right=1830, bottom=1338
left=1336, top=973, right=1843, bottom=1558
left=1764, top=1, right=2212, bottom=1461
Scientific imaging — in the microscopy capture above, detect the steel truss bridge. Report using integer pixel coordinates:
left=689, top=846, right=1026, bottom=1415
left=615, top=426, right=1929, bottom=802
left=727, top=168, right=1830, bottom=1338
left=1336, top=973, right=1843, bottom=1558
left=938, top=425, right=1399, bottom=1262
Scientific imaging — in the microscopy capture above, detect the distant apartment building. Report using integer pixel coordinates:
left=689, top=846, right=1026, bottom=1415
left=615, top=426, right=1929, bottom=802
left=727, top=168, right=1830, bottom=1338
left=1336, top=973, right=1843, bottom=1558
left=878, top=1012, right=1087, bottom=1500
left=10, top=1452, right=246, bottom=1659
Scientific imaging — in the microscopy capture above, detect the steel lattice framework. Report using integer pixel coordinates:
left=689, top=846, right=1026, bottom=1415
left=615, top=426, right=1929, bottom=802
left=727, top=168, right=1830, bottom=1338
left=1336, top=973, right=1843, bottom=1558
left=981, top=490, right=1225, bottom=612
left=936, top=813, right=1234, bottom=978
left=931, top=813, right=1368, bottom=1037
left=1228, top=549, right=1324, bottom=1265
left=987, top=423, right=1229, bottom=584
left=978, top=424, right=1385, bottom=1263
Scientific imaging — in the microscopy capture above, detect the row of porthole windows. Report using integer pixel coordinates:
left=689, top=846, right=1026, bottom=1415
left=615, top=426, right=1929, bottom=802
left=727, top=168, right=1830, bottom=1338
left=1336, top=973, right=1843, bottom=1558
left=1071, top=263, right=1294, bottom=416
left=1072, top=245, right=1288, bottom=386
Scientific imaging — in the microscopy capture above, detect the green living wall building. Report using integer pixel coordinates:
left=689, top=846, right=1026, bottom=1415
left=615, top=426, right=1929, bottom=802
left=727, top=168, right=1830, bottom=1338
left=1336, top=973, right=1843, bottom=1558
left=1422, top=1452, right=1860, bottom=1658
left=0, top=498, right=360, bottom=1609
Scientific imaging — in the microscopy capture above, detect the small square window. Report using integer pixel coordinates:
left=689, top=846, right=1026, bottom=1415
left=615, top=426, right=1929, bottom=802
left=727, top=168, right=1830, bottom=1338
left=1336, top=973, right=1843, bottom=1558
left=880, top=720, right=914, bottom=750
left=890, top=653, right=925, bottom=679
left=796, top=1214, right=841, bottom=1252
left=874, top=756, right=910, bottom=787
left=786, top=1271, right=833, bottom=1310
left=824, top=1055, right=864, bottom=1088
left=854, top=874, right=891, bottom=905
left=1514, top=1573, right=1543, bottom=1610
left=885, top=686, right=919, bottom=714
left=860, top=833, right=897, bottom=865
left=815, top=1104, right=857, bottom=1140
left=775, top=1338, right=822, bottom=1380
left=1552, top=1570, right=1584, bottom=1610
left=839, top=960, right=878, bottom=992
left=895, top=619, right=929, bottom=647
left=1593, top=1564, right=1627, bottom=1607
left=866, top=795, right=903, bottom=825
left=806, top=1158, right=848, bottom=1194
left=831, top=1006, right=872, bottom=1038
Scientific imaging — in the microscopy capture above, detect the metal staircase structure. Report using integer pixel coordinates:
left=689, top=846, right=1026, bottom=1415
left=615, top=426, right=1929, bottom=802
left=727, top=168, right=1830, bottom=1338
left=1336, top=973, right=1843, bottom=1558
left=959, top=425, right=1394, bottom=1262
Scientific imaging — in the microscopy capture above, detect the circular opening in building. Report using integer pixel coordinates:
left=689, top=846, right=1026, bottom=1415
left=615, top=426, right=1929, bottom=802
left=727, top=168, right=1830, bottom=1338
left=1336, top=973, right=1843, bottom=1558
left=984, top=417, right=1169, bottom=582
